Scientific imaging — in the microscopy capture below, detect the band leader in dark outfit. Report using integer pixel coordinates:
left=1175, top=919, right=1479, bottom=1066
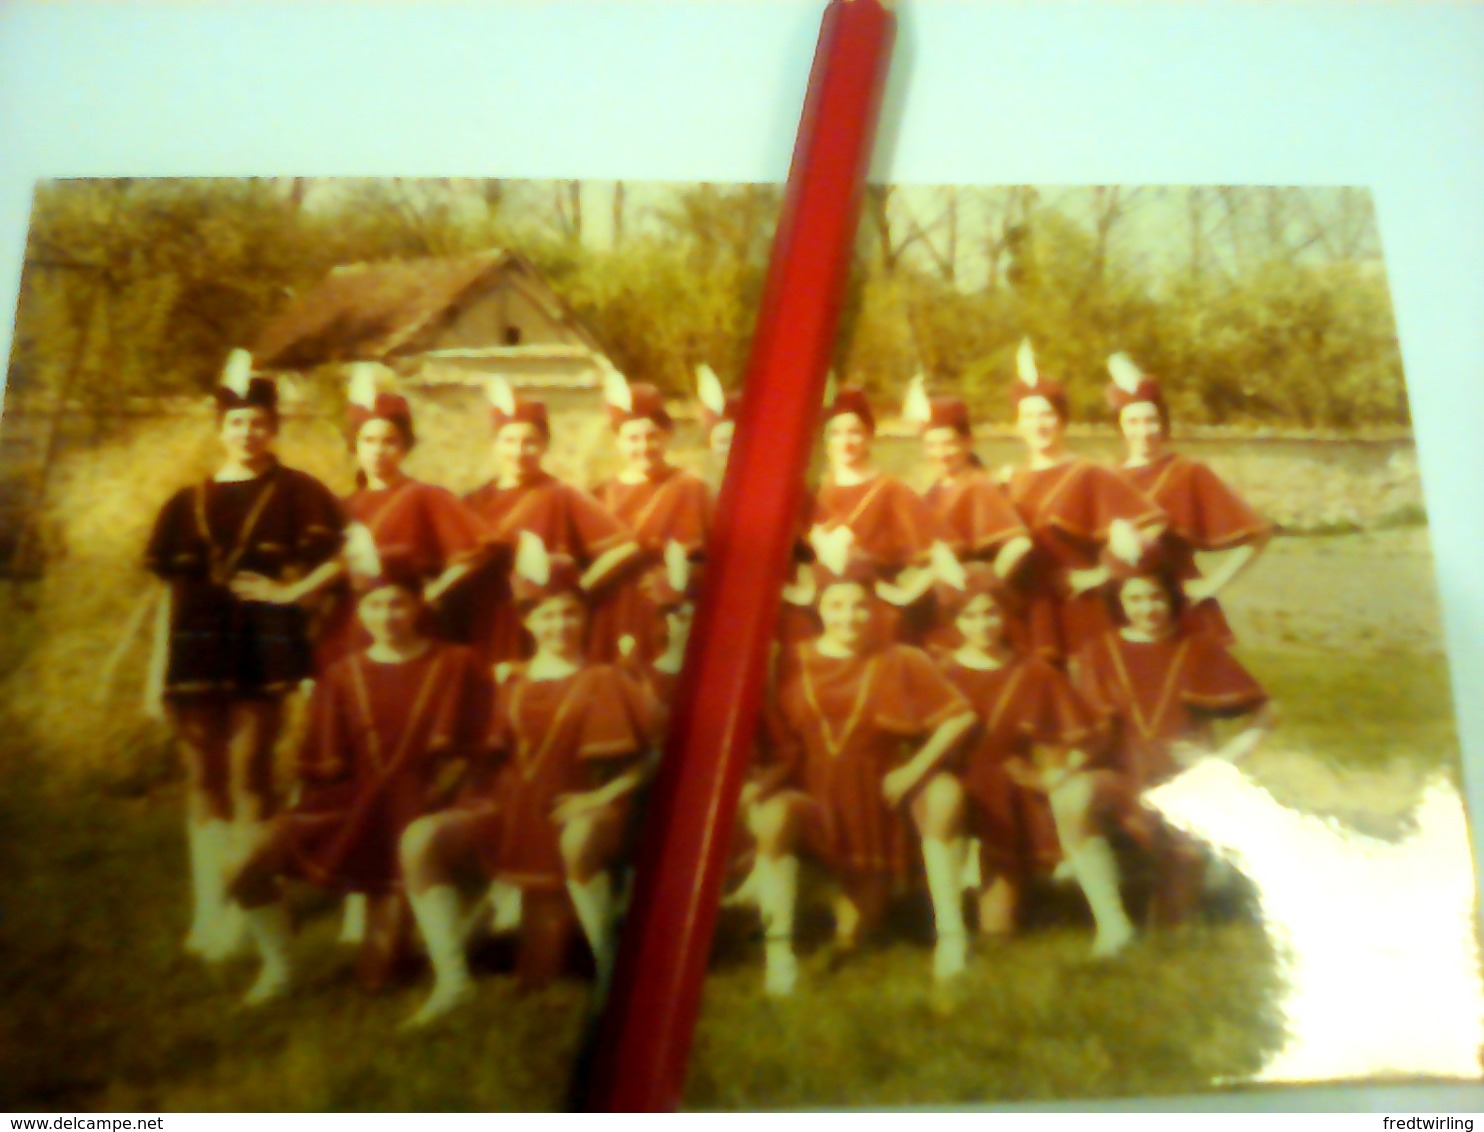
left=145, top=350, right=346, bottom=964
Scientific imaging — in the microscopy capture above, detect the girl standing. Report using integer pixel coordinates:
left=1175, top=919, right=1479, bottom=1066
left=1105, top=353, right=1271, bottom=643
left=588, top=368, right=711, bottom=662
left=318, top=363, right=493, bottom=669
left=793, top=385, right=943, bottom=646
left=451, top=377, right=639, bottom=664
left=1003, top=340, right=1165, bottom=664
left=904, top=376, right=1032, bottom=648
left=144, top=350, right=345, bottom=960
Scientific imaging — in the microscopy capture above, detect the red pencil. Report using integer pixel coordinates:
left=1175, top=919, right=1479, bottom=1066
left=580, top=0, right=896, bottom=1112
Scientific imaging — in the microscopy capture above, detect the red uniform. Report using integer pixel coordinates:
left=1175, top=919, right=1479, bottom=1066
left=587, top=466, right=711, bottom=661
left=923, top=468, right=1027, bottom=563
left=1119, top=454, right=1270, bottom=644
left=807, top=474, right=942, bottom=644
left=772, top=642, right=970, bottom=877
left=916, top=468, right=1029, bottom=649
left=452, top=473, right=630, bottom=663
left=474, top=663, right=659, bottom=891
left=939, top=654, right=1095, bottom=874
left=319, top=478, right=492, bottom=665
left=285, top=643, right=494, bottom=893
left=1071, top=630, right=1268, bottom=790
left=810, top=473, right=939, bottom=577
left=1005, top=459, right=1164, bottom=664
left=145, top=460, right=345, bottom=697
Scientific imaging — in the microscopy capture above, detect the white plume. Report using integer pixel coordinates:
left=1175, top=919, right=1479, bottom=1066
left=696, top=363, right=726, bottom=416
left=1107, top=517, right=1144, bottom=567
left=343, top=522, right=382, bottom=579
left=347, top=362, right=381, bottom=410
left=809, top=524, right=854, bottom=576
left=602, top=361, right=633, bottom=413
left=486, top=374, right=517, bottom=416
left=929, top=540, right=967, bottom=590
left=514, top=530, right=551, bottom=587
left=664, top=539, right=690, bottom=595
left=822, top=370, right=839, bottom=409
left=1015, top=339, right=1039, bottom=388
left=902, top=372, right=932, bottom=425
left=221, top=348, right=254, bottom=398
left=1107, top=352, right=1146, bottom=396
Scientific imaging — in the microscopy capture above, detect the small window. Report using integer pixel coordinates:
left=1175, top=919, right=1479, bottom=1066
left=504, top=325, right=522, bottom=346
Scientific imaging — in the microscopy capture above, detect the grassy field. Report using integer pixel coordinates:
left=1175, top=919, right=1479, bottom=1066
left=1, top=533, right=1466, bottom=1110
left=0, top=409, right=1472, bottom=1110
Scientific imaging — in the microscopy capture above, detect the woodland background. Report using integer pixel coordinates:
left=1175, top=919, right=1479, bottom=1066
left=8, top=177, right=1405, bottom=429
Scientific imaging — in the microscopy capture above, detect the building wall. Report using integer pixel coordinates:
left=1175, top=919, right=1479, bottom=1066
left=433, top=274, right=578, bottom=351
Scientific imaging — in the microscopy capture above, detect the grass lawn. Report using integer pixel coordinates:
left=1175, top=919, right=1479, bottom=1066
left=1, top=636, right=1462, bottom=1111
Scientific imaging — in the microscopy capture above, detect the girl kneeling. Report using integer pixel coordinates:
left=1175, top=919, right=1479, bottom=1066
left=399, top=535, right=659, bottom=1026
left=746, top=552, right=976, bottom=995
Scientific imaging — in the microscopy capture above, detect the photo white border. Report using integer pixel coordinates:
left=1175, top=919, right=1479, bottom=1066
left=1, top=0, right=1481, bottom=1112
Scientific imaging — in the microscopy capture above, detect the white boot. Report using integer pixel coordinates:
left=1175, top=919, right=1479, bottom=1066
left=567, top=873, right=616, bottom=991
left=961, top=839, right=983, bottom=891
left=193, top=819, right=249, bottom=962
left=1069, top=837, right=1136, bottom=957
left=488, top=879, right=523, bottom=936
left=339, top=893, right=368, bottom=945
left=405, top=885, right=473, bottom=1028
left=203, top=822, right=257, bottom=962
left=757, top=855, right=799, bottom=997
left=242, top=903, right=293, bottom=1006
left=183, top=818, right=218, bottom=955
left=923, top=837, right=968, bottom=981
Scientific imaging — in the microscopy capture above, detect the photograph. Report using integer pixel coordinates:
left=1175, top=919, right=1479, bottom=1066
left=682, top=183, right=1484, bottom=1109
left=0, top=175, right=769, bottom=1111
left=0, top=175, right=1479, bottom=1111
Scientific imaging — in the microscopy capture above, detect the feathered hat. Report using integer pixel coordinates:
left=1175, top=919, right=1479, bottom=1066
left=486, top=374, right=550, bottom=438
left=1105, top=352, right=1169, bottom=426
left=601, top=359, right=672, bottom=432
left=643, top=539, right=703, bottom=611
left=696, top=364, right=740, bottom=435
left=343, top=521, right=424, bottom=595
left=214, top=349, right=279, bottom=418
left=822, top=383, right=876, bottom=434
left=346, top=362, right=415, bottom=447
left=1009, top=339, right=1069, bottom=421
left=903, top=372, right=971, bottom=436
left=511, top=531, right=583, bottom=608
